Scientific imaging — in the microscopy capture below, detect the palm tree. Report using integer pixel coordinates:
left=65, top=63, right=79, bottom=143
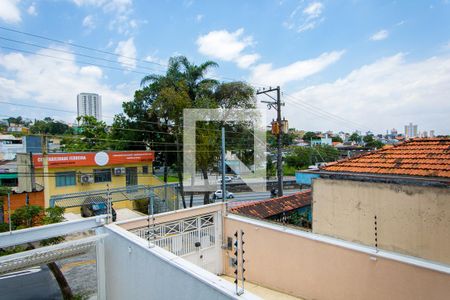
left=141, top=56, right=220, bottom=207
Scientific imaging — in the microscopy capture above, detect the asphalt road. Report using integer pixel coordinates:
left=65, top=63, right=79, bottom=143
left=186, top=189, right=300, bottom=207
left=0, top=266, right=61, bottom=300
left=0, top=248, right=97, bottom=300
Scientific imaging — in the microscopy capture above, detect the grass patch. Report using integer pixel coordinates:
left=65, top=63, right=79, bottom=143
left=157, top=175, right=179, bottom=183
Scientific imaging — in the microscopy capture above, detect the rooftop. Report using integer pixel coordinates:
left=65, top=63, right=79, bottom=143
left=322, top=138, right=450, bottom=179
left=229, top=190, right=311, bottom=219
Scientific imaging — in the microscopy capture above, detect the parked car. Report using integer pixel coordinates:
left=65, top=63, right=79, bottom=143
left=81, top=196, right=117, bottom=221
left=217, top=176, right=233, bottom=184
left=212, top=190, right=234, bottom=200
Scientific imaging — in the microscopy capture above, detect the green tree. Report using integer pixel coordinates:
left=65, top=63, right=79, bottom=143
left=62, top=116, right=110, bottom=151
left=286, top=145, right=339, bottom=169
left=0, top=186, right=11, bottom=225
left=332, top=136, right=343, bottom=143
left=30, top=118, right=73, bottom=135
left=11, top=205, right=43, bottom=229
left=349, top=132, right=361, bottom=143
left=302, top=131, right=318, bottom=142
left=138, top=56, right=256, bottom=206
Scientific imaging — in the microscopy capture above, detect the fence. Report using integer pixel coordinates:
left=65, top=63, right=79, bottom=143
left=131, top=213, right=217, bottom=257
left=49, top=183, right=179, bottom=214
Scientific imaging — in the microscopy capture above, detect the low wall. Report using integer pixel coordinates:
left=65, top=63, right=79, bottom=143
left=224, top=214, right=450, bottom=300
left=100, top=224, right=259, bottom=300
left=117, top=202, right=226, bottom=231
left=2, top=191, right=45, bottom=221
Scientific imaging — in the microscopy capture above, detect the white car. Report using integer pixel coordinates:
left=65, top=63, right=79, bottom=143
left=212, top=190, right=234, bottom=199
left=217, top=176, right=233, bottom=184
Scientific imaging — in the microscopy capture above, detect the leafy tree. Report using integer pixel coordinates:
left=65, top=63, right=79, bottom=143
left=266, top=155, right=275, bottom=178
left=62, top=116, right=110, bottom=151
left=138, top=56, right=256, bottom=206
left=365, top=140, right=384, bottom=149
left=286, top=145, right=339, bottom=169
left=30, top=118, right=73, bottom=135
left=11, top=205, right=43, bottom=229
left=332, top=136, right=343, bottom=143
left=302, top=131, right=318, bottom=142
left=349, top=132, right=361, bottom=143
left=0, top=186, right=11, bottom=224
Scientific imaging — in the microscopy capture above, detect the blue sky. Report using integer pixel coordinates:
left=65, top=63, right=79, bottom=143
left=0, top=0, right=449, bottom=134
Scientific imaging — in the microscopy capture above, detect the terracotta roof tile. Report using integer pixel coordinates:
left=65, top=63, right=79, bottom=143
left=322, top=138, right=450, bottom=179
left=229, top=190, right=311, bottom=219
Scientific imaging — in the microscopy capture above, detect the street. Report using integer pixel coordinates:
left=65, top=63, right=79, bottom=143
left=186, top=189, right=300, bottom=207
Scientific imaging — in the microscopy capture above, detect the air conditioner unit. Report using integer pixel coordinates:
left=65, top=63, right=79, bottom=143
left=114, top=167, right=126, bottom=176
left=79, top=174, right=94, bottom=184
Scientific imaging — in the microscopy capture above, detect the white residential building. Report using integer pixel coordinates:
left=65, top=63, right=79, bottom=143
left=404, top=122, right=418, bottom=138
left=77, top=93, right=102, bottom=120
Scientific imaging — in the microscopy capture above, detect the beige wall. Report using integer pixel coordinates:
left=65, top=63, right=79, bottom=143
left=118, top=202, right=226, bottom=231
left=224, top=215, right=450, bottom=300
left=312, top=178, right=450, bottom=265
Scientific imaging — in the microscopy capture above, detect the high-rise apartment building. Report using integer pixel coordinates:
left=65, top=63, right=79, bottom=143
left=77, top=93, right=102, bottom=120
left=404, top=122, right=418, bottom=138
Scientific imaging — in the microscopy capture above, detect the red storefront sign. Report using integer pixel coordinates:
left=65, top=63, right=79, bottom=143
left=33, top=151, right=154, bottom=168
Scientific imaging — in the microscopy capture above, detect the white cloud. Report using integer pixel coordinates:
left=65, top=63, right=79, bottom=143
left=80, top=65, right=103, bottom=78
left=288, top=54, right=450, bottom=133
left=197, top=28, right=260, bottom=69
left=115, top=37, right=137, bottom=70
left=370, top=29, right=389, bottom=41
left=145, top=55, right=166, bottom=66
left=303, top=2, right=323, bottom=18
left=0, top=0, right=21, bottom=23
left=73, top=0, right=136, bottom=34
left=284, top=1, right=325, bottom=33
left=0, top=47, right=130, bottom=119
left=82, top=15, right=95, bottom=29
left=250, top=51, right=345, bottom=86
left=27, top=2, right=37, bottom=16
left=196, top=14, right=203, bottom=22
left=73, top=0, right=132, bottom=13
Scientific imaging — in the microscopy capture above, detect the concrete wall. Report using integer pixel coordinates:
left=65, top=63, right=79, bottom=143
left=312, top=178, right=450, bottom=264
left=224, top=214, right=450, bottom=300
left=100, top=224, right=259, bottom=300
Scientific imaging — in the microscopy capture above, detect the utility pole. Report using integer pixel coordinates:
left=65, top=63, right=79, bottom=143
left=42, top=135, right=51, bottom=208
left=221, top=127, right=226, bottom=202
left=257, top=86, right=284, bottom=196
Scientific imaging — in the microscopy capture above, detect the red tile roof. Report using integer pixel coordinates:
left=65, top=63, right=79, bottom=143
left=229, top=190, right=312, bottom=219
left=322, top=138, right=450, bottom=179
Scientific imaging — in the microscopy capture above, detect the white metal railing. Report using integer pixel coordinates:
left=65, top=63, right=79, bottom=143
left=154, top=225, right=215, bottom=256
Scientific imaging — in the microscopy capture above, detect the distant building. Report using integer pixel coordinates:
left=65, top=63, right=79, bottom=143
left=311, top=134, right=332, bottom=146
left=77, top=93, right=102, bottom=120
left=390, top=128, right=398, bottom=135
left=430, top=130, right=435, bottom=138
left=404, top=122, right=418, bottom=138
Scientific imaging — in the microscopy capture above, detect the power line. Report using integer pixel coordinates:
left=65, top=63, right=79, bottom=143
left=0, top=104, right=264, bottom=137
left=0, top=45, right=150, bottom=76
left=0, top=25, right=167, bottom=69
left=283, top=93, right=373, bottom=132
left=0, top=36, right=164, bottom=74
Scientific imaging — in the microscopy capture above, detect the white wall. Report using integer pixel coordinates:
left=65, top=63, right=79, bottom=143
left=100, top=224, right=259, bottom=300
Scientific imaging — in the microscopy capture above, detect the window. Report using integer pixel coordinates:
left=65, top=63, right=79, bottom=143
left=55, top=172, right=76, bottom=187
left=94, top=169, right=111, bottom=183
left=142, top=166, right=149, bottom=174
